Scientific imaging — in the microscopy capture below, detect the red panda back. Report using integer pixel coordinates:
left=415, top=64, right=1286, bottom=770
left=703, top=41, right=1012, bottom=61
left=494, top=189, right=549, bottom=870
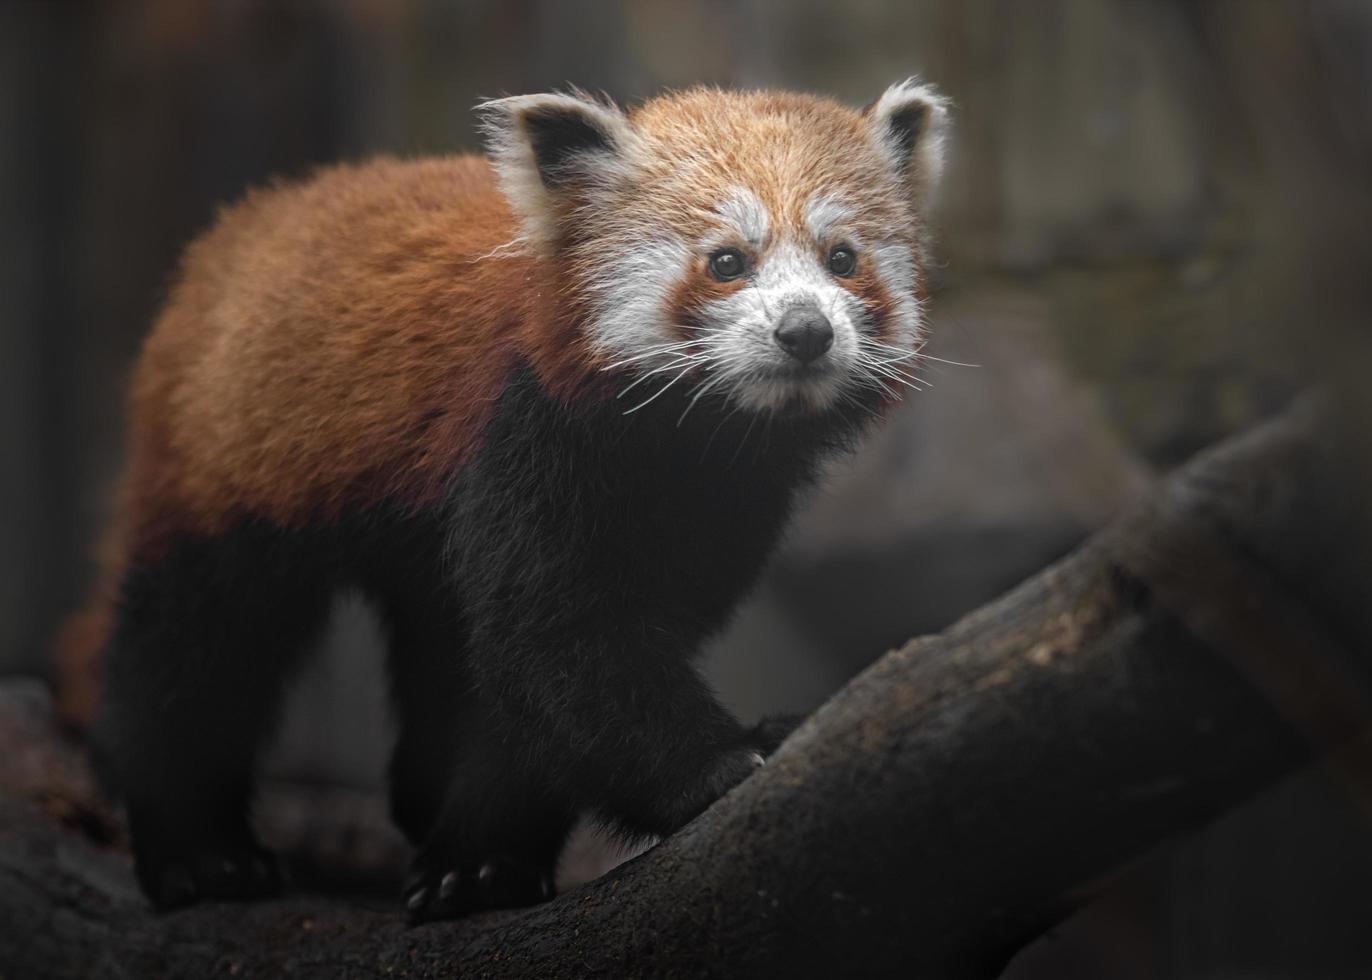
left=127, top=155, right=543, bottom=555
left=55, top=156, right=556, bottom=728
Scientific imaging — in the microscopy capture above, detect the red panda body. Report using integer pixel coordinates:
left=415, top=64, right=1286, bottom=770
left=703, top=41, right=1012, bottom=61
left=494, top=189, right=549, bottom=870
left=127, top=157, right=534, bottom=550
left=69, top=83, right=951, bottom=919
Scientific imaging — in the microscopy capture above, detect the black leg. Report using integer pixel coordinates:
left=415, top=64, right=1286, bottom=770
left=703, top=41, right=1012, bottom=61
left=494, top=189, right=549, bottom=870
left=94, top=526, right=331, bottom=909
left=565, top=644, right=766, bottom=838
left=748, top=713, right=807, bottom=756
left=374, top=526, right=571, bottom=921
left=378, top=585, right=575, bottom=922
left=402, top=703, right=576, bottom=923
left=400, top=617, right=762, bottom=926
left=379, top=590, right=473, bottom=847
left=465, top=613, right=767, bottom=843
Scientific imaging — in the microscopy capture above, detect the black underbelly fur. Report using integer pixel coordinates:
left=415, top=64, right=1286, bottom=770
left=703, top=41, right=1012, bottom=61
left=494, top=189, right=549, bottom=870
left=95, top=362, right=877, bottom=918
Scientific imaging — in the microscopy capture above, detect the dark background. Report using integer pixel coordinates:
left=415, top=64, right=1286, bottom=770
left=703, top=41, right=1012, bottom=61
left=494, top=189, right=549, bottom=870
left=2, top=1, right=1370, bottom=976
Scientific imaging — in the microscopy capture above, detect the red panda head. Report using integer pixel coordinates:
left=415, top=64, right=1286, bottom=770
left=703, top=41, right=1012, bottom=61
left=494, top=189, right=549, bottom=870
left=480, top=81, right=950, bottom=414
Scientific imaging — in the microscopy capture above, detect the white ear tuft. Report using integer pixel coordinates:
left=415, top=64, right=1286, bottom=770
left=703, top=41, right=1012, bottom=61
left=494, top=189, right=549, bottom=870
left=478, top=91, right=636, bottom=250
left=864, top=79, right=951, bottom=209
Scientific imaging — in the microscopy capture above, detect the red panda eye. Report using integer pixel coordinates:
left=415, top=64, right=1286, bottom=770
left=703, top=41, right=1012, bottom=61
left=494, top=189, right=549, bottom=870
left=828, top=247, right=857, bottom=277
left=709, top=249, right=747, bottom=281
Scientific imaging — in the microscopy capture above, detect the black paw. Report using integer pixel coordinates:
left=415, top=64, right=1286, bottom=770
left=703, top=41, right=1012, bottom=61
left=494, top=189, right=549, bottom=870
left=700, top=745, right=766, bottom=801
left=647, top=745, right=765, bottom=834
left=748, top=713, right=805, bottom=756
left=404, top=852, right=554, bottom=923
left=137, top=841, right=282, bottom=910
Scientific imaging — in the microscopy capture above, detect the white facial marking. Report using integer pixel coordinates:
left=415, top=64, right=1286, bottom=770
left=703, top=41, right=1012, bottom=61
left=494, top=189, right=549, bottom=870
left=584, top=185, right=925, bottom=416
left=700, top=240, right=868, bottom=412
left=691, top=225, right=925, bottom=412
left=713, top=188, right=771, bottom=247
left=583, top=232, right=692, bottom=361
left=805, top=194, right=856, bottom=244
left=869, top=240, right=923, bottom=349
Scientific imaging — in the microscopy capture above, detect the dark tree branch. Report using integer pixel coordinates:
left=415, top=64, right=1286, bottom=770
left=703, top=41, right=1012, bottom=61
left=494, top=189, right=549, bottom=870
left=1, top=398, right=1366, bottom=979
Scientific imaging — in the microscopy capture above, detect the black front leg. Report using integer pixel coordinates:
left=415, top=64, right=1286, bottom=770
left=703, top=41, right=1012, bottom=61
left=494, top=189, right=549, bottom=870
left=402, top=697, right=575, bottom=923
left=471, top=612, right=767, bottom=840
left=748, top=713, right=807, bottom=756
left=409, top=364, right=820, bottom=921
left=405, top=618, right=766, bottom=922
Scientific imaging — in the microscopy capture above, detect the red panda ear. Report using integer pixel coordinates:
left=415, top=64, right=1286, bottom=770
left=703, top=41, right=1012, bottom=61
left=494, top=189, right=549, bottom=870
left=479, top=91, right=635, bottom=249
left=864, top=79, right=951, bottom=210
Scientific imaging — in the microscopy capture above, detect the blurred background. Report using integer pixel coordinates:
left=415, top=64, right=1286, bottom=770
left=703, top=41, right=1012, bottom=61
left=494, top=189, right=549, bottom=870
left=2, top=1, right=1370, bottom=976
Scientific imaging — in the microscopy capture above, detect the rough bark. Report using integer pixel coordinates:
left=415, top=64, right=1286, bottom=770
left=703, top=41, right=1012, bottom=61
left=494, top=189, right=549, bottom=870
left=0, top=399, right=1366, bottom=980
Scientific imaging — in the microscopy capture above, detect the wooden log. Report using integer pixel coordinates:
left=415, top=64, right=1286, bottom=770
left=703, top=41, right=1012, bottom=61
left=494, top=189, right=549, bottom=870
left=0, top=400, right=1364, bottom=979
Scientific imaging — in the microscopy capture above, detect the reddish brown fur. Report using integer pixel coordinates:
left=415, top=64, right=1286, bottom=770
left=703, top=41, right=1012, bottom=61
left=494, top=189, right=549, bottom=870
left=624, top=89, right=923, bottom=254
left=125, top=157, right=536, bottom=551
left=666, top=264, right=750, bottom=337
left=846, top=261, right=899, bottom=335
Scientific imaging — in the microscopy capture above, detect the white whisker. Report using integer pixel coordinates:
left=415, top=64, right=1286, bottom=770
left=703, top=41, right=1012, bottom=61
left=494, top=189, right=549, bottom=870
left=676, top=371, right=730, bottom=427
left=917, top=353, right=979, bottom=368
left=599, top=342, right=704, bottom=373
left=870, top=364, right=932, bottom=389
left=851, top=354, right=927, bottom=393
left=730, top=410, right=762, bottom=466
left=622, top=364, right=696, bottom=415
left=867, top=366, right=926, bottom=391
left=853, top=375, right=899, bottom=400
left=700, top=398, right=747, bottom=462
left=617, top=354, right=706, bottom=399
left=862, top=338, right=975, bottom=369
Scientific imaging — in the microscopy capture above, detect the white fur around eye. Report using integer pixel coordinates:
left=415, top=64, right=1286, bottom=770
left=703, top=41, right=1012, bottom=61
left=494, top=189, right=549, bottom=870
left=581, top=233, right=692, bottom=362
left=713, top=188, right=771, bottom=247
left=804, top=194, right=855, bottom=244
left=691, top=243, right=860, bottom=411
left=869, top=240, right=922, bottom=349
left=678, top=233, right=927, bottom=412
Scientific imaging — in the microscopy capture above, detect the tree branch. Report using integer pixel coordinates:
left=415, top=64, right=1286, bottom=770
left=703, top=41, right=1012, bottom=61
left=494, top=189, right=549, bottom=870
left=1, top=399, right=1365, bottom=979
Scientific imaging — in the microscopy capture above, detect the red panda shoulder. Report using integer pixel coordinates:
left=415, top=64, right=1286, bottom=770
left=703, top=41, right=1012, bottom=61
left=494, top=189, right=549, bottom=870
left=120, top=156, right=581, bottom=559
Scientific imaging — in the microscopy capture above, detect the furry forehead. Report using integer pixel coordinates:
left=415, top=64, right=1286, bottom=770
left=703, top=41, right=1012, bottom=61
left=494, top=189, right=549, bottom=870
left=479, top=81, right=951, bottom=249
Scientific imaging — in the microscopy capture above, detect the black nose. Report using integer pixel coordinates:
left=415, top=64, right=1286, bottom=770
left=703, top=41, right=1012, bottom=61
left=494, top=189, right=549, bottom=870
left=773, top=306, right=834, bottom=364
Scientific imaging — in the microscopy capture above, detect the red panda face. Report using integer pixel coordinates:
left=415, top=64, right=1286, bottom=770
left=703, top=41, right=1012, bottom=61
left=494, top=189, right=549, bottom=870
left=482, top=81, right=949, bottom=414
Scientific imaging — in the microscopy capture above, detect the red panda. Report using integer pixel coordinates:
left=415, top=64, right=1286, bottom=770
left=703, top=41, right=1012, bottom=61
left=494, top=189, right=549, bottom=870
left=57, top=81, right=950, bottom=919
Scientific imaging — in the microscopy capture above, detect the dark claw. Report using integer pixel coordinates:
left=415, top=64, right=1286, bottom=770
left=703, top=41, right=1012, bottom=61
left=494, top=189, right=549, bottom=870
left=406, top=868, right=468, bottom=924
left=748, top=713, right=805, bottom=756
left=406, top=854, right=556, bottom=923
left=142, top=842, right=281, bottom=911
left=195, top=848, right=280, bottom=899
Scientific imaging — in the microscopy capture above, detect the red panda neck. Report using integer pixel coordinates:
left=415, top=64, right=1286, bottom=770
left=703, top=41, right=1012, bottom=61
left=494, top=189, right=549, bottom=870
left=517, top=255, right=616, bottom=407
